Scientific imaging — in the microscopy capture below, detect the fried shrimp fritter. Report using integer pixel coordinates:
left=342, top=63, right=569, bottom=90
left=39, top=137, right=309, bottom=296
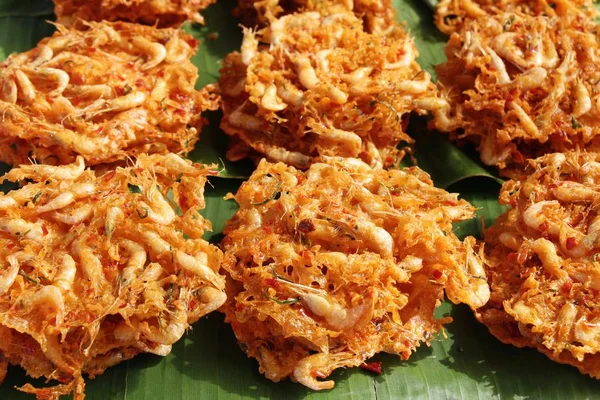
left=234, top=0, right=400, bottom=35
left=0, top=154, right=225, bottom=398
left=220, top=10, right=440, bottom=169
left=54, top=0, right=216, bottom=27
left=479, top=151, right=600, bottom=379
left=221, top=158, right=489, bottom=390
left=434, top=0, right=597, bottom=35
left=0, top=21, right=218, bottom=167
left=433, top=12, right=600, bottom=173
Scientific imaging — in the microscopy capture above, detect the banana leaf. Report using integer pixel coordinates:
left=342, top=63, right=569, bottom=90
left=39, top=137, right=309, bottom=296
left=2, top=0, right=600, bottom=399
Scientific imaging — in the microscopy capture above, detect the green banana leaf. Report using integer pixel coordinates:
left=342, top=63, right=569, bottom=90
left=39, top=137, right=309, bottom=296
left=2, top=0, right=600, bottom=399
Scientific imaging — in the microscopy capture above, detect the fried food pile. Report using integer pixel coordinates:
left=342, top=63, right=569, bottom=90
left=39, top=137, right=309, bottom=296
left=434, top=0, right=597, bottom=35
left=220, top=10, right=441, bottom=169
left=433, top=12, right=600, bottom=172
left=234, top=0, right=399, bottom=35
left=0, top=154, right=225, bottom=398
left=221, top=158, right=489, bottom=389
left=479, top=151, right=600, bottom=378
left=54, top=0, right=216, bottom=27
left=0, top=21, right=218, bottom=167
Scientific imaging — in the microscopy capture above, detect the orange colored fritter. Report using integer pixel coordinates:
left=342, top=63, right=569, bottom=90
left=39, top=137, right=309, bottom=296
left=220, top=10, right=441, bottom=169
left=433, top=12, right=600, bottom=173
left=479, top=151, right=600, bottom=379
left=234, top=0, right=400, bottom=35
left=0, top=154, right=225, bottom=399
left=434, top=0, right=597, bottom=35
left=221, top=157, right=489, bottom=390
left=0, top=21, right=218, bottom=167
left=54, top=0, right=216, bottom=27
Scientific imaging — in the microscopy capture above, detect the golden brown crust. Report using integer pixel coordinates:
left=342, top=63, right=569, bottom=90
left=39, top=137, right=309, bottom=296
left=434, top=0, right=597, bottom=35
left=221, top=157, right=489, bottom=389
left=234, top=0, right=401, bottom=36
left=433, top=12, right=600, bottom=173
left=219, top=10, right=441, bottom=169
left=0, top=21, right=219, bottom=167
left=479, top=151, right=600, bottom=379
left=0, top=153, right=225, bottom=397
left=54, top=0, right=216, bottom=27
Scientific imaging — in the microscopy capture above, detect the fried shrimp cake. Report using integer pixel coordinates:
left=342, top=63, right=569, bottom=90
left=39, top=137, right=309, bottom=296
left=434, top=0, right=597, bottom=35
left=433, top=12, right=600, bottom=173
left=221, top=157, right=489, bottom=389
left=0, top=153, right=225, bottom=398
left=0, top=21, right=218, bottom=167
left=220, top=10, right=440, bottom=169
left=54, top=0, right=216, bottom=27
left=479, top=151, right=600, bottom=379
left=234, top=0, right=400, bottom=36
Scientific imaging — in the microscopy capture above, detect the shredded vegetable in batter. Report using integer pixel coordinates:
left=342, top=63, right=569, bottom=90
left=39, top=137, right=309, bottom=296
left=234, top=0, right=400, bottom=36
left=433, top=12, right=600, bottom=173
left=0, top=21, right=218, bottom=167
left=55, top=0, right=216, bottom=27
left=434, top=0, right=597, bottom=35
left=221, top=157, right=489, bottom=389
left=220, top=10, right=441, bottom=169
left=0, top=154, right=225, bottom=399
left=480, top=151, right=600, bottom=379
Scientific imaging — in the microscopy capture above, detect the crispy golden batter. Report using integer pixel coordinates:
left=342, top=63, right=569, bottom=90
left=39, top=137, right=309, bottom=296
left=54, top=0, right=216, bottom=27
left=479, top=151, right=600, bottom=379
left=234, top=0, right=400, bottom=36
left=433, top=12, right=600, bottom=173
left=221, top=157, right=489, bottom=389
left=0, top=153, right=225, bottom=399
left=0, top=21, right=218, bottom=167
left=434, top=0, right=597, bottom=35
left=220, top=10, right=440, bottom=169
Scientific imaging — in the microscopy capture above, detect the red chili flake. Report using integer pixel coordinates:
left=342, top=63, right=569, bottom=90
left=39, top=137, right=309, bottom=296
left=538, top=221, right=549, bottom=232
left=264, top=278, right=279, bottom=289
left=71, top=73, right=84, bottom=85
left=561, top=281, right=573, bottom=295
left=186, top=38, right=200, bottom=48
left=175, top=108, right=186, bottom=116
left=6, top=242, right=16, bottom=250
left=119, top=303, right=128, bottom=309
left=179, top=193, right=189, bottom=210
left=360, top=361, right=383, bottom=375
left=444, top=200, right=458, bottom=206
left=42, top=225, right=48, bottom=236
left=506, top=252, right=518, bottom=263
left=512, top=151, right=525, bottom=165
left=432, top=269, right=442, bottom=279
left=189, top=299, right=198, bottom=310
left=207, top=170, right=220, bottom=176
left=158, top=70, right=165, bottom=77
left=135, top=79, right=146, bottom=88
left=301, top=250, right=312, bottom=264
left=566, top=237, right=577, bottom=250
left=401, top=351, right=411, bottom=360
left=115, top=86, right=125, bottom=96
left=88, top=47, right=97, bottom=53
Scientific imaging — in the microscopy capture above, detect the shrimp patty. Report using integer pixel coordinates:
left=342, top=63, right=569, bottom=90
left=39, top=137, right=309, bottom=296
left=220, top=10, right=440, bottom=169
left=0, top=154, right=225, bottom=398
left=479, top=151, right=600, bottom=379
left=221, top=157, right=489, bottom=389
left=0, top=21, right=218, bottom=167
left=54, top=0, right=216, bottom=27
left=433, top=12, right=600, bottom=174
